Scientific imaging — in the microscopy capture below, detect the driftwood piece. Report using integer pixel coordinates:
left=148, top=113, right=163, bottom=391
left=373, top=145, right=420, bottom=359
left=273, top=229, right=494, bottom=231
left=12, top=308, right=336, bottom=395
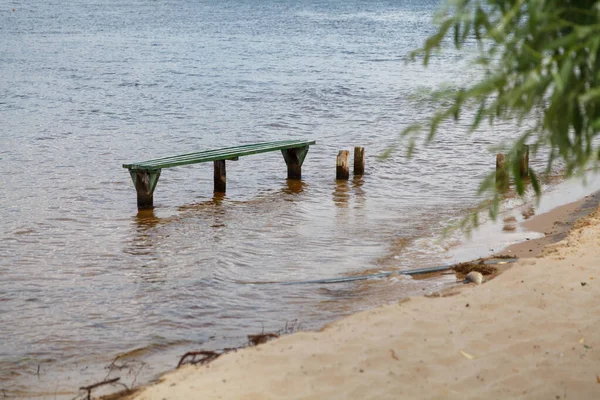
left=79, top=377, right=123, bottom=400
left=177, top=351, right=221, bottom=369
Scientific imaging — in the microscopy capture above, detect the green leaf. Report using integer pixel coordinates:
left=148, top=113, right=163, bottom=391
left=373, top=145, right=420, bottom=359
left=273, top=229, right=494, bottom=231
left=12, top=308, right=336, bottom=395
left=428, top=113, right=445, bottom=143
left=558, top=55, right=574, bottom=94
left=579, top=88, right=600, bottom=104
left=470, top=101, right=487, bottom=132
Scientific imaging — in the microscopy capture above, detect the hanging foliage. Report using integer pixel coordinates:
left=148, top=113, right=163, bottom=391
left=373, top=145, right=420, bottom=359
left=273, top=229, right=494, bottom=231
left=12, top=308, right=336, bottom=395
left=404, top=0, right=600, bottom=231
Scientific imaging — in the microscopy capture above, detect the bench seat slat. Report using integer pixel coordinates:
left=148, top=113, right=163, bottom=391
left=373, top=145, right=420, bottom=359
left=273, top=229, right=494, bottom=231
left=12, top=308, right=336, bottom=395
left=142, top=141, right=278, bottom=163
left=126, top=144, right=307, bottom=170
left=124, top=142, right=279, bottom=169
left=123, top=140, right=315, bottom=171
left=132, top=142, right=293, bottom=167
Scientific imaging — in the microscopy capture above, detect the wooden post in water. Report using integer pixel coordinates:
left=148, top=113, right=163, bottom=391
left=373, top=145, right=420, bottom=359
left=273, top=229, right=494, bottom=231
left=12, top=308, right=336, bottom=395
left=496, top=153, right=508, bottom=192
left=518, top=145, right=529, bottom=177
left=281, top=146, right=309, bottom=180
left=130, top=170, right=161, bottom=209
left=353, top=146, right=365, bottom=176
left=214, top=160, right=226, bottom=193
left=336, top=150, right=350, bottom=180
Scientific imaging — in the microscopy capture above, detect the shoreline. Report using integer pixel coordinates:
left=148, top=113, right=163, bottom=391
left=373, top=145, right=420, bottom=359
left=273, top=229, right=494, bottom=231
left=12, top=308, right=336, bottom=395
left=498, top=190, right=600, bottom=258
left=102, top=191, right=600, bottom=399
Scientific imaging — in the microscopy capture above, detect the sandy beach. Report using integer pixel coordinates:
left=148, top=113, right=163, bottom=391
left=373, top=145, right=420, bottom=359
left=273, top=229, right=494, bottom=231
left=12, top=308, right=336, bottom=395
left=108, top=193, right=600, bottom=400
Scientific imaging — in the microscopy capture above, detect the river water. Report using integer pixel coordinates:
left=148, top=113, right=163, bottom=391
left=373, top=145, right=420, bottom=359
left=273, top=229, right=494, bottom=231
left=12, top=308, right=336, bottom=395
left=1, top=0, right=596, bottom=398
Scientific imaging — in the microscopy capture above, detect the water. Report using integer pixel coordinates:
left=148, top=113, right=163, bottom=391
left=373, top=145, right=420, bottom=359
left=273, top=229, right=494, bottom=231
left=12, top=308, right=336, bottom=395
left=1, top=1, right=597, bottom=397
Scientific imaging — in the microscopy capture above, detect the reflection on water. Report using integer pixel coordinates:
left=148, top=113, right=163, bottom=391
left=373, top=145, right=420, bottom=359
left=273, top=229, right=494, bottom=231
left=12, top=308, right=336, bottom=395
left=282, top=179, right=306, bottom=195
left=127, top=209, right=163, bottom=256
left=522, top=206, right=535, bottom=220
left=211, top=192, right=227, bottom=206
left=135, top=209, right=161, bottom=229
left=333, top=177, right=367, bottom=208
left=352, top=176, right=367, bottom=209
left=502, top=216, right=517, bottom=232
left=333, top=180, right=350, bottom=207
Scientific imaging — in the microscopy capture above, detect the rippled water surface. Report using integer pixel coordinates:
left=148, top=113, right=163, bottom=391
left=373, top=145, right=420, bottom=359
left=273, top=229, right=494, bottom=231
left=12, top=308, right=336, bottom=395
left=0, top=0, right=588, bottom=397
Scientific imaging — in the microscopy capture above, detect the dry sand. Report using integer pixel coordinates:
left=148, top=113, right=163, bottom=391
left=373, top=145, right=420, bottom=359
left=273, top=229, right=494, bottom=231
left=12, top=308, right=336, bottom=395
left=122, top=202, right=600, bottom=400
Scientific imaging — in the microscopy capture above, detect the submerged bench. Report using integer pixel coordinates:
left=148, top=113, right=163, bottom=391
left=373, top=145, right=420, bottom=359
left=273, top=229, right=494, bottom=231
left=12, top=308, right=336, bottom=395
left=123, top=139, right=316, bottom=209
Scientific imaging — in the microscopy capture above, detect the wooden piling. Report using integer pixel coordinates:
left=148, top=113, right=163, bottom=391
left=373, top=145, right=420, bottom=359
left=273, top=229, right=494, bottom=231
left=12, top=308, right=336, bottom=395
left=281, top=146, right=309, bottom=180
left=214, top=160, right=226, bottom=193
left=353, top=146, right=364, bottom=176
left=518, top=145, right=529, bottom=177
left=495, top=153, right=508, bottom=192
left=336, top=150, right=350, bottom=180
left=131, top=170, right=161, bottom=209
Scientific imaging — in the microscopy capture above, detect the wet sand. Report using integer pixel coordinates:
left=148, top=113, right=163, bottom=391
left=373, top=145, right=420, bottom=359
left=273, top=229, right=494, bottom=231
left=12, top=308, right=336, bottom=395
left=498, top=191, right=600, bottom=258
left=111, top=193, right=600, bottom=400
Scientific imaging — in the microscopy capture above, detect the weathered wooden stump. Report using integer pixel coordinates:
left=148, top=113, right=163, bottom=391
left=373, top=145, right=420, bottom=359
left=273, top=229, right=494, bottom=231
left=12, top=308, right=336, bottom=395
left=214, top=160, right=226, bottom=193
left=518, top=145, right=529, bottom=177
left=353, top=146, right=364, bottom=176
left=336, top=150, right=350, bottom=180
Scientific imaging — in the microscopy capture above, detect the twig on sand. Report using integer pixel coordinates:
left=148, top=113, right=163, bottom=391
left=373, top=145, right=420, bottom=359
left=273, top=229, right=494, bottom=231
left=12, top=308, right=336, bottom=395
left=104, top=356, right=132, bottom=380
left=79, top=377, right=127, bottom=400
left=176, top=351, right=221, bottom=369
left=129, top=362, right=145, bottom=390
left=103, top=355, right=147, bottom=391
left=176, top=323, right=291, bottom=370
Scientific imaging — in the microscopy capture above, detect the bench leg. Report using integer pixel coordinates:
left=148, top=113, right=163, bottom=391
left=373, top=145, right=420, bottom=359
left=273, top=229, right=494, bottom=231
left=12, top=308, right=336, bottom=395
left=129, top=170, right=161, bottom=209
left=281, top=146, right=309, bottom=180
left=214, top=160, right=226, bottom=193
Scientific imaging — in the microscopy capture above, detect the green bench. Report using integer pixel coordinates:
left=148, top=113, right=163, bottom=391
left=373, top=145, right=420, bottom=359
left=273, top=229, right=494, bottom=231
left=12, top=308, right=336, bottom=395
left=123, top=139, right=316, bottom=209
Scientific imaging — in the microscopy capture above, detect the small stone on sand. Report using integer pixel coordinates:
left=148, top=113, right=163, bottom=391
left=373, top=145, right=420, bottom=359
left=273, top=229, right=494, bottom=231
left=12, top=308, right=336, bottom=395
left=465, top=271, right=483, bottom=285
